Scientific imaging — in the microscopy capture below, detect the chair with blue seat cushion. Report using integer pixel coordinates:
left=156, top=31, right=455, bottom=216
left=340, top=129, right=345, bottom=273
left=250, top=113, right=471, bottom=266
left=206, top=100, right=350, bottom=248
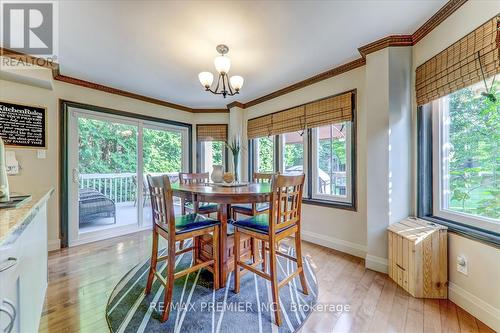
left=231, top=172, right=275, bottom=220
left=179, top=172, right=218, bottom=216
left=232, top=174, right=308, bottom=327
left=145, top=174, right=220, bottom=323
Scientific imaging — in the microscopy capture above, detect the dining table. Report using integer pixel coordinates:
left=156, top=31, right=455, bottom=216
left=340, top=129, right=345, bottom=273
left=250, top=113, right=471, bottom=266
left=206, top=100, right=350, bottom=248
left=171, top=182, right=271, bottom=288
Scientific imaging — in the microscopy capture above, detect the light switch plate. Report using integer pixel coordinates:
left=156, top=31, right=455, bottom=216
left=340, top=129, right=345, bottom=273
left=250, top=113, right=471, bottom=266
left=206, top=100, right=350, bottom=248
left=37, top=149, right=46, bottom=159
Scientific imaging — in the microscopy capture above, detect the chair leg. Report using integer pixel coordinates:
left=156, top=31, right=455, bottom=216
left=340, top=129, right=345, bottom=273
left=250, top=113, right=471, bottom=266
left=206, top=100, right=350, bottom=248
left=179, top=240, right=184, bottom=250
left=212, top=225, right=220, bottom=290
left=294, top=230, right=309, bottom=295
left=161, top=240, right=176, bottom=322
left=261, top=240, right=267, bottom=273
left=233, top=227, right=241, bottom=294
left=269, top=240, right=282, bottom=326
left=251, top=238, right=259, bottom=264
left=145, top=227, right=158, bottom=295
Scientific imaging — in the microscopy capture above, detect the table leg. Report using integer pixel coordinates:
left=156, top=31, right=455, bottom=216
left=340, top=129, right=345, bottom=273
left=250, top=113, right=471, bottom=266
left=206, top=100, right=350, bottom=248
left=217, top=203, right=230, bottom=288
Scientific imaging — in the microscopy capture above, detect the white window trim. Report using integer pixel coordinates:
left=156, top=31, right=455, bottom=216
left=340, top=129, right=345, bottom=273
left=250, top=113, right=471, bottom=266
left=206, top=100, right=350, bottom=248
left=432, top=98, right=500, bottom=233
left=253, top=136, right=275, bottom=173
left=199, top=140, right=226, bottom=173
left=311, top=123, right=352, bottom=203
left=279, top=131, right=308, bottom=198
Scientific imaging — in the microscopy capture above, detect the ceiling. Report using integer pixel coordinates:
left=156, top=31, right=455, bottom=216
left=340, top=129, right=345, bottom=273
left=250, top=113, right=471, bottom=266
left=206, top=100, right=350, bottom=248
left=57, top=0, right=446, bottom=108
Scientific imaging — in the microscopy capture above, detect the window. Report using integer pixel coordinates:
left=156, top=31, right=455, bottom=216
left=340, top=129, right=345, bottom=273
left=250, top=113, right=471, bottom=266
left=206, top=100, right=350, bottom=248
left=248, top=91, right=356, bottom=209
left=311, top=122, right=351, bottom=203
left=254, top=136, right=275, bottom=172
left=281, top=132, right=305, bottom=175
left=199, top=140, right=225, bottom=174
left=431, top=78, right=499, bottom=233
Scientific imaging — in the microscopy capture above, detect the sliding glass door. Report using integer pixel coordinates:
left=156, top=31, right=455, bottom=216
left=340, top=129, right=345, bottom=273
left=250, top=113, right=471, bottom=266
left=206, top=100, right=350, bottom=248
left=67, top=108, right=189, bottom=246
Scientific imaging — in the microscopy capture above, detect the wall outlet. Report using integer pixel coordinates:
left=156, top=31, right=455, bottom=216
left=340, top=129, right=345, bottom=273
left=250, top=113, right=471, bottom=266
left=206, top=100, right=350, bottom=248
left=37, top=150, right=46, bottom=159
left=457, top=255, right=468, bottom=275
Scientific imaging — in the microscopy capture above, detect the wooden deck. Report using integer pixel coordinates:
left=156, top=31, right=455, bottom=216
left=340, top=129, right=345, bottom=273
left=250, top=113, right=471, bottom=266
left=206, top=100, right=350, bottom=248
left=39, top=231, right=495, bottom=333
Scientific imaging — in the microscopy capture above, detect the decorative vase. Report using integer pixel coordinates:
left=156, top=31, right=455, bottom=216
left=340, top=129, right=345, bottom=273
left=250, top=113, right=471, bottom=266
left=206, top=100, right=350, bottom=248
left=211, top=165, right=224, bottom=183
left=233, top=154, right=239, bottom=182
left=0, top=137, right=10, bottom=203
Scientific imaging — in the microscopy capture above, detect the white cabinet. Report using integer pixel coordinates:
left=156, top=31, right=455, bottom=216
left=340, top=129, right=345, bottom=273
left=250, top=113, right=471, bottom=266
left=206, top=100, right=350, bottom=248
left=0, top=204, right=48, bottom=333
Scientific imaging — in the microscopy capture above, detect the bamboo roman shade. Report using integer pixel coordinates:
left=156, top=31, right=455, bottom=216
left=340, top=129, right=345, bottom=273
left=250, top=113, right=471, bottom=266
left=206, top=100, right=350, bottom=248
left=196, top=124, right=227, bottom=142
left=247, top=91, right=353, bottom=139
left=416, top=16, right=500, bottom=106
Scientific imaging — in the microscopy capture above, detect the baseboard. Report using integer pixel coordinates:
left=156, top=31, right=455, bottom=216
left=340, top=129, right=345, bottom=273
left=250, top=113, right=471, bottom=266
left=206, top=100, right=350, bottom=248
left=301, top=230, right=366, bottom=259
left=48, top=239, right=61, bottom=251
left=449, top=282, right=500, bottom=332
left=365, top=254, right=388, bottom=273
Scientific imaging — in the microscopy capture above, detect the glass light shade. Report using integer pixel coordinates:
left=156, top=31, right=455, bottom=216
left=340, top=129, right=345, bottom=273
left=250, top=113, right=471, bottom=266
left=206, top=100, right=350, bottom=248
left=198, top=71, right=214, bottom=88
left=214, top=56, right=231, bottom=74
left=229, top=75, right=244, bottom=91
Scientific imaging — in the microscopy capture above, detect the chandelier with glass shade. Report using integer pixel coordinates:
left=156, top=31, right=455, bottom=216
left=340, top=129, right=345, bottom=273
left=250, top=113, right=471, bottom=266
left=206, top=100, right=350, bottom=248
left=198, top=44, right=244, bottom=98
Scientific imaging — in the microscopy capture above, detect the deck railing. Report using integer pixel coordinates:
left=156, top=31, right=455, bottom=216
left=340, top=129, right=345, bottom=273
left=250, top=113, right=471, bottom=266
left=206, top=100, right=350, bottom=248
left=79, top=172, right=180, bottom=204
left=79, top=173, right=137, bottom=203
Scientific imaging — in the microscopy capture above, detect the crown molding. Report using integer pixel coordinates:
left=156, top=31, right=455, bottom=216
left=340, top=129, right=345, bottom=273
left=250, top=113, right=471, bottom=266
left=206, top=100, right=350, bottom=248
left=244, top=57, right=366, bottom=109
left=412, top=0, right=468, bottom=44
left=226, top=101, right=245, bottom=109
left=358, top=35, right=413, bottom=57
left=1, top=0, right=466, bottom=112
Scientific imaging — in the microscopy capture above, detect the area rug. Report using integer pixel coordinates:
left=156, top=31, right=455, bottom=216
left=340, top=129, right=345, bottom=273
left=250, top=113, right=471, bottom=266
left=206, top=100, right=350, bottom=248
left=106, top=240, right=318, bottom=333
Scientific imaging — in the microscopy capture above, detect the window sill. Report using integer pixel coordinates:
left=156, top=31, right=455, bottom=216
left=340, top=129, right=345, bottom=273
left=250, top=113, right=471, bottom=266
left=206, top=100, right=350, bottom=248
left=302, top=198, right=356, bottom=211
left=419, top=215, right=500, bottom=248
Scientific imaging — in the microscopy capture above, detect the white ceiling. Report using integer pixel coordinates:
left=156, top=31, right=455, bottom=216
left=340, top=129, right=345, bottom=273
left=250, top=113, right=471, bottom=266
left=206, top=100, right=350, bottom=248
left=58, top=0, right=446, bottom=108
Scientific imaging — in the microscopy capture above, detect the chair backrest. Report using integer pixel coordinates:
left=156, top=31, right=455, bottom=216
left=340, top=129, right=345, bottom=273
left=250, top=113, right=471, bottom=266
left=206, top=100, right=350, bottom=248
left=147, top=174, right=175, bottom=235
left=268, top=174, right=305, bottom=234
left=253, top=172, right=277, bottom=183
left=179, top=172, right=210, bottom=185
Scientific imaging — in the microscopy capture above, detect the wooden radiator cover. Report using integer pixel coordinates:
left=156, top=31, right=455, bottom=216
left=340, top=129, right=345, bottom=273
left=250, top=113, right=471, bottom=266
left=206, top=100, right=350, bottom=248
left=388, top=218, right=448, bottom=299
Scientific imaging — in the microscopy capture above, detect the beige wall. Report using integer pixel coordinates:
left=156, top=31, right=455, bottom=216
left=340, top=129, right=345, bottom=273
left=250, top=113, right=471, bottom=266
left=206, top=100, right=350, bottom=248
left=0, top=69, right=228, bottom=249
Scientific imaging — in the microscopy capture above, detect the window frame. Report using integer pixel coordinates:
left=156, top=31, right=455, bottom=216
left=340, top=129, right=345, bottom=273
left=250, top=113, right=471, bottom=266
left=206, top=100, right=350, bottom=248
left=310, top=122, right=352, bottom=203
left=252, top=135, right=277, bottom=173
left=197, top=140, right=228, bottom=173
left=417, top=104, right=500, bottom=246
left=431, top=98, right=500, bottom=234
left=278, top=131, right=308, bottom=198
left=247, top=90, right=357, bottom=211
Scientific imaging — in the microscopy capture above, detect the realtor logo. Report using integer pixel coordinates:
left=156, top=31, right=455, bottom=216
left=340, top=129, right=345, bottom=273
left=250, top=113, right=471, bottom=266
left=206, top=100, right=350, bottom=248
left=2, top=2, right=53, bottom=55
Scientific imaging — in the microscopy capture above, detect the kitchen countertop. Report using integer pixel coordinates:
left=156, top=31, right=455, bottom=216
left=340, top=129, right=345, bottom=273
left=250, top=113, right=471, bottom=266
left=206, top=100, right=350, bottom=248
left=0, top=188, right=54, bottom=246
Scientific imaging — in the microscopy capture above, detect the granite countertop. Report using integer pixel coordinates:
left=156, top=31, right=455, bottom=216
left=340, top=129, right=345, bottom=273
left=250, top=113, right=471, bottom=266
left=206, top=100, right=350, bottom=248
left=0, top=188, right=54, bottom=246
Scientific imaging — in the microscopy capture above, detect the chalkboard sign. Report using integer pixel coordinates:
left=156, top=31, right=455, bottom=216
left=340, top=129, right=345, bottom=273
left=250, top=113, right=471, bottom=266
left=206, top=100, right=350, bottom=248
left=0, top=101, right=47, bottom=149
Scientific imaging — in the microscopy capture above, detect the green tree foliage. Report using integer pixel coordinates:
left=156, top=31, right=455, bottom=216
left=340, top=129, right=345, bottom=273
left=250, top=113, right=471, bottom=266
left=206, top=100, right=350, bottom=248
left=258, top=137, right=274, bottom=172
left=78, top=119, right=182, bottom=174
left=78, top=118, right=137, bottom=173
left=212, top=141, right=224, bottom=165
left=447, top=80, right=499, bottom=219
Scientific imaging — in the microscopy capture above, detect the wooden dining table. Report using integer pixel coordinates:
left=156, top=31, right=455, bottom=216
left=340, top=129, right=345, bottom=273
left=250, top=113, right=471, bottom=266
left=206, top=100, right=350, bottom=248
left=171, top=182, right=271, bottom=288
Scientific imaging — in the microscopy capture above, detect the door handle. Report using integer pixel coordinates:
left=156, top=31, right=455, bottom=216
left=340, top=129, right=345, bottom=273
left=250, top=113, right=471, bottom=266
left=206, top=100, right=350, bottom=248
left=0, top=258, right=17, bottom=273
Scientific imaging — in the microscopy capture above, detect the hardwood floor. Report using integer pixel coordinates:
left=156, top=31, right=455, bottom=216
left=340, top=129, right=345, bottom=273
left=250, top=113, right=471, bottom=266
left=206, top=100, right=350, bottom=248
left=39, top=231, right=494, bottom=333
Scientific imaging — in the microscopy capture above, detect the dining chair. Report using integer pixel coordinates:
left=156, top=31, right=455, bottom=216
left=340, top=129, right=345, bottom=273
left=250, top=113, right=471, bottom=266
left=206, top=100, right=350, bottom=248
left=179, top=172, right=218, bottom=216
left=145, top=174, right=220, bottom=322
left=231, top=172, right=276, bottom=220
left=232, top=174, right=308, bottom=326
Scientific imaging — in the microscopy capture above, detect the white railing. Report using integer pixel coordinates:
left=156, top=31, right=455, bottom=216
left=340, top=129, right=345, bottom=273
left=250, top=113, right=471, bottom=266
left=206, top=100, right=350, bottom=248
left=79, top=172, right=180, bottom=204
left=79, top=173, right=137, bottom=203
